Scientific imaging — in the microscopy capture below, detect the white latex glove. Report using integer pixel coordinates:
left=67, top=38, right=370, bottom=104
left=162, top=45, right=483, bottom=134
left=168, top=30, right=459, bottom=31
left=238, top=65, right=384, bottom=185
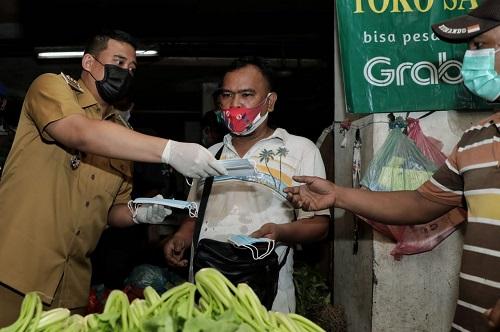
left=133, top=195, right=172, bottom=224
left=161, top=140, right=227, bottom=178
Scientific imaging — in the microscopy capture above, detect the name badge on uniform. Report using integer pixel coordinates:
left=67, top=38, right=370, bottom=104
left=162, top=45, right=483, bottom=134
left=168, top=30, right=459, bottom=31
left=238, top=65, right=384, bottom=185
left=70, top=152, right=81, bottom=170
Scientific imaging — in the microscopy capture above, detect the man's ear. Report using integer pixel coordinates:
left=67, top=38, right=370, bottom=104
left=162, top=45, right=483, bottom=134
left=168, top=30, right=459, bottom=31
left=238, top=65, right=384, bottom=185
left=81, top=53, right=94, bottom=72
left=267, top=92, right=278, bottom=112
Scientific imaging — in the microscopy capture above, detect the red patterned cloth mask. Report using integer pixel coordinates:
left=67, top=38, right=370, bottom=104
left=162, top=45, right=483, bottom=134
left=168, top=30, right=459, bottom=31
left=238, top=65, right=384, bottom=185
left=221, top=94, right=270, bottom=135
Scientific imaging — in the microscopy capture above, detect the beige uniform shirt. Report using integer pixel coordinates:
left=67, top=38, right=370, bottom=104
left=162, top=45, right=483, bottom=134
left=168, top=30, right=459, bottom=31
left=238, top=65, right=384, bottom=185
left=0, top=73, right=133, bottom=308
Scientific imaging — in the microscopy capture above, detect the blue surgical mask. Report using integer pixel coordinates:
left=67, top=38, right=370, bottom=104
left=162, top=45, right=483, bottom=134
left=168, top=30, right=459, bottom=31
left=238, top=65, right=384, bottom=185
left=215, top=158, right=257, bottom=177
left=461, top=48, right=500, bottom=102
left=228, top=234, right=275, bottom=260
left=128, top=197, right=198, bottom=217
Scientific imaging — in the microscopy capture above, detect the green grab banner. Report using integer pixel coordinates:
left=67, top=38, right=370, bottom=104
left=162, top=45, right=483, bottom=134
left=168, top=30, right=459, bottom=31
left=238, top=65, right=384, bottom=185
left=336, top=0, right=496, bottom=114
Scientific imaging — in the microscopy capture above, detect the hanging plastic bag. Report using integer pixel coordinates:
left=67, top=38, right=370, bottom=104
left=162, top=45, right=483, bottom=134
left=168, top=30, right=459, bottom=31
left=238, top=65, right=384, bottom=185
left=361, top=128, right=436, bottom=191
left=406, top=117, right=447, bottom=167
left=359, top=128, right=465, bottom=259
left=356, top=204, right=465, bottom=259
left=388, top=208, right=465, bottom=257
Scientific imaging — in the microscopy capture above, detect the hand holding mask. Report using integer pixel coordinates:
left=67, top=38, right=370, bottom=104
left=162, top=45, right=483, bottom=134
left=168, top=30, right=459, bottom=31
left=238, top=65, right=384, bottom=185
left=129, top=194, right=172, bottom=224
left=161, top=140, right=228, bottom=178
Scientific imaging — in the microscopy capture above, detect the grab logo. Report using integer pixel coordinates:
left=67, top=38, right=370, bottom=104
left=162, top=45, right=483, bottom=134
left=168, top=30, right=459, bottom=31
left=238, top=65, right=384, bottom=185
left=363, top=52, right=462, bottom=87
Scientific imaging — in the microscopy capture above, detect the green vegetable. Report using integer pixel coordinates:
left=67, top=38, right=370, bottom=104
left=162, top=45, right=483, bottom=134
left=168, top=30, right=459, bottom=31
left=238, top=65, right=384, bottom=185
left=0, top=292, right=42, bottom=332
left=33, top=308, right=70, bottom=331
left=2, top=268, right=324, bottom=332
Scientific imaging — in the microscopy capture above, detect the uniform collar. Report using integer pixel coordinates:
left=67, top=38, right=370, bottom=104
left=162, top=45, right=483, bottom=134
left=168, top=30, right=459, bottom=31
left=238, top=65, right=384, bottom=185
left=76, top=79, right=99, bottom=109
left=77, top=79, right=123, bottom=120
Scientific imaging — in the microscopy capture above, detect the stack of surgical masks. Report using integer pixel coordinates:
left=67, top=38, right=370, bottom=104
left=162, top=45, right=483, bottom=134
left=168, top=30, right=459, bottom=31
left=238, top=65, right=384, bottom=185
left=215, top=159, right=258, bottom=177
left=129, top=197, right=199, bottom=218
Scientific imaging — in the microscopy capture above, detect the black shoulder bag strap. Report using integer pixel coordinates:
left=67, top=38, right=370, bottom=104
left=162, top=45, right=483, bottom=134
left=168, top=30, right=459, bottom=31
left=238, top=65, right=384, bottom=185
left=193, top=145, right=223, bottom=250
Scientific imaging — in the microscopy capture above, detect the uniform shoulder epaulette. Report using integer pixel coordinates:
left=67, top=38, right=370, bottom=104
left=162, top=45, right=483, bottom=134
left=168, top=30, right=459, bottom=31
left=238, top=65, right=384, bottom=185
left=60, top=72, right=84, bottom=93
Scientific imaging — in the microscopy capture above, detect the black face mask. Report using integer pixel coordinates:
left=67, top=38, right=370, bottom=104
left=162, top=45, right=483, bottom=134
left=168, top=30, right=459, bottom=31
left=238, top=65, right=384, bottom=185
left=85, top=55, right=135, bottom=104
left=95, top=63, right=134, bottom=104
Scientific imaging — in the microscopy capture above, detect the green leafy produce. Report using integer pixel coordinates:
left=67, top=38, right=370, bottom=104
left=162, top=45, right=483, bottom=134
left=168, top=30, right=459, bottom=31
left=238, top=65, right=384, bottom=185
left=0, top=268, right=324, bottom=332
left=293, top=263, right=330, bottom=317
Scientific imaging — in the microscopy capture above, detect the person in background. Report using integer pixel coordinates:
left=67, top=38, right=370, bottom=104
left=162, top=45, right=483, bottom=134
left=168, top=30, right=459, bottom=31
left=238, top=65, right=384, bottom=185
left=0, top=81, right=10, bottom=176
left=0, top=29, right=226, bottom=325
left=0, top=92, right=22, bottom=184
left=200, top=89, right=228, bottom=148
left=201, top=109, right=228, bottom=148
left=163, top=56, right=330, bottom=312
left=285, top=1, right=500, bottom=330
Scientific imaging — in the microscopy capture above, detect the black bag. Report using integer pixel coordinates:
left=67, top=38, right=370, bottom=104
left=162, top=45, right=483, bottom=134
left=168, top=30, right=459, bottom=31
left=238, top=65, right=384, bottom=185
left=192, top=147, right=289, bottom=310
left=193, top=238, right=286, bottom=309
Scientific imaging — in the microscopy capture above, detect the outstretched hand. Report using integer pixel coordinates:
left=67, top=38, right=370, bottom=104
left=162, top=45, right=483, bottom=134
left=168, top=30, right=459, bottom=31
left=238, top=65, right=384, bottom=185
left=284, top=176, right=337, bottom=211
left=161, top=140, right=227, bottom=178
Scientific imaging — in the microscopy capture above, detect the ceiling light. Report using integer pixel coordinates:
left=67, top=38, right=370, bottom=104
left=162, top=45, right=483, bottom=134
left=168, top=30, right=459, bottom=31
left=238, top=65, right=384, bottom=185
left=135, top=50, right=158, bottom=57
left=36, top=50, right=158, bottom=59
left=37, top=51, right=84, bottom=59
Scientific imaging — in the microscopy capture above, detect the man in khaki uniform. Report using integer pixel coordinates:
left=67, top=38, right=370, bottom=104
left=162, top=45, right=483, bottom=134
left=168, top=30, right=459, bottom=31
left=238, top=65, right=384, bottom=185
left=0, top=30, right=227, bottom=325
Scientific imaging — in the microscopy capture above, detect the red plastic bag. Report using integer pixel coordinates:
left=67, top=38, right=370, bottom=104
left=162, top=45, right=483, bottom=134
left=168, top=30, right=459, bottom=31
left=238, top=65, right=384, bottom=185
left=406, top=117, right=447, bottom=167
left=87, top=285, right=111, bottom=314
left=358, top=206, right=466, bottom=260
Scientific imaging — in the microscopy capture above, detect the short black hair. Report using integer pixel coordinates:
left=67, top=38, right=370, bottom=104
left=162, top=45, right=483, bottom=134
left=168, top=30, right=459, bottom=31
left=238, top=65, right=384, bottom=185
left=227, top=56, right=274, bottom=91
left=84, top=29, right=138, bottom=57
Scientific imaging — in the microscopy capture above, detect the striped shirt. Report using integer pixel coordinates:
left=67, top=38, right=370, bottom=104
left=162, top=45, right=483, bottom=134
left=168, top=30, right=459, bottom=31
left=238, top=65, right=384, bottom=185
left=417, top=113, right=500, bottom=332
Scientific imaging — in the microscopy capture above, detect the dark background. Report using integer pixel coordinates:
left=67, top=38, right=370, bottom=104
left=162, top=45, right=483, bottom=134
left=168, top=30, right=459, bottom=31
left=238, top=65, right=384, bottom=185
left=0, top=0, right=334, bottom=142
